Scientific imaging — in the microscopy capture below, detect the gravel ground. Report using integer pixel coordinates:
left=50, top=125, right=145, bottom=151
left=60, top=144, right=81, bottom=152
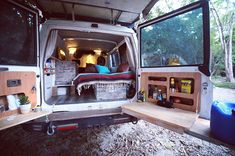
left=0, top=87, right=235, bottom=156
left=0, top=120, right=234, bottom=156
left=213, top=87, right=235, bottom=103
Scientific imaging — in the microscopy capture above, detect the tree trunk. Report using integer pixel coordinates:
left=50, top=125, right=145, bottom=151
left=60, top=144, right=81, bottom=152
left=210, top=2, right=234, bottom=82
left=226, top=15, right=235, bottom=82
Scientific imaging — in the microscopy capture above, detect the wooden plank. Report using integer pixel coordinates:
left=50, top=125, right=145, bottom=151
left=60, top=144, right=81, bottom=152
left=122, top=102, right=197, bottom=134
left=47, top=108, right=122, bottom=121
left=148, top=81, right=167, bottom=86
left=0, top=109, right=20, bottom=118
left=187, top=118, right=235, bottom=149
left=0, top=111, right=50, bottom=131
left=169, top=92, right=194, bottom=99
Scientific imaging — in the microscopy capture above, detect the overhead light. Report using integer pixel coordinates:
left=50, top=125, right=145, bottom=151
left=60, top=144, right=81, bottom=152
left=94, top=49, right=102, bottom=55
left=59, top=50, right=65, bottom=56
left=69, top=47, right=77, bottom=54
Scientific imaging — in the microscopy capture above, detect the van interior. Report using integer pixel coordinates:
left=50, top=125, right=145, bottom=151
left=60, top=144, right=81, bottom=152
left=43, top=30, right=136, bottom=105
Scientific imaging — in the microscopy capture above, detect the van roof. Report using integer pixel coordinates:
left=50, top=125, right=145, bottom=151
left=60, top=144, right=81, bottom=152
left=35, top=0, right=158, bottom=26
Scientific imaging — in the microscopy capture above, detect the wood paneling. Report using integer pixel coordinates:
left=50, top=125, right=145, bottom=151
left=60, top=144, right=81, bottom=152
left=0, top=71, right=37, bottom=117
left=140, top=72, right=201, bottom=112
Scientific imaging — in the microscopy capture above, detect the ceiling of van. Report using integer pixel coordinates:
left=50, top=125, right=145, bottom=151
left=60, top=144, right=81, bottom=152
left=33, top=0, right=159, bottom=26
left=59, top=30, right=123, bottom=52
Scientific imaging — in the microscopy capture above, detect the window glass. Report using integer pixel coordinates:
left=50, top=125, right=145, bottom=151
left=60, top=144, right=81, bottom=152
left=140, top=8, right=203, bottom=67
left=111, top=51, right=120, bottom=67
left=119, top=44, right=128, bottom=64
left=0, top=1, right=37, bottom=66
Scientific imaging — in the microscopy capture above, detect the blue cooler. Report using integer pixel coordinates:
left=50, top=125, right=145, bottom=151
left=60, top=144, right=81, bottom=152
left=210, top=101, right=235, bottom=145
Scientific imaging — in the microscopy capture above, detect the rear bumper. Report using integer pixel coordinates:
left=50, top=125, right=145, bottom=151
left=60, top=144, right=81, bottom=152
left=22, top=109, right=137, bottom=134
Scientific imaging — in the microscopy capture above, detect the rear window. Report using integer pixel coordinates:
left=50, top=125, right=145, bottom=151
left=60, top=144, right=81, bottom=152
left=140, top=7, right=203, bottom=67
left=0, top=1, right=37, bottom=66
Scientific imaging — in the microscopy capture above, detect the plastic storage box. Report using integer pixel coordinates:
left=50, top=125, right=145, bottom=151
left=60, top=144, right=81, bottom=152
left=210, top=101, right=235, bottom=145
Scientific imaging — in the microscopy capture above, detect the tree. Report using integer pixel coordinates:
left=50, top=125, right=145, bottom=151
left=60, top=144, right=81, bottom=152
left=210, top=0, right=235, bottom=82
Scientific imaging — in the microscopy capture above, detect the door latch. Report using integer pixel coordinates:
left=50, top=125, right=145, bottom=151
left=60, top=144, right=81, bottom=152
left=31, top=86, right=36, bottom=93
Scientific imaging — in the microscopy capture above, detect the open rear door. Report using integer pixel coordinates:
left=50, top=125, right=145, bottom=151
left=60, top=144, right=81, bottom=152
left=122, top=0, right=210, bottom=133
left=0, top=0, right=50, bottom=130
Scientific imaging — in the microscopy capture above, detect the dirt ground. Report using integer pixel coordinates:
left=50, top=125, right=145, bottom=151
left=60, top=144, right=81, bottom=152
left=213, top=87, right=235, bottom=103
left=0, top=87, right=235, bottom=156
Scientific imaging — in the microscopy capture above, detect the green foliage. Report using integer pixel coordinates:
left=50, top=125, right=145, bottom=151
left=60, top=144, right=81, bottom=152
left=212, top=76, right=235, bottom=89
left=144, top=0, right=235, bottom=77
left=19, top=95, right=30, bottom=105
left=213, top=81, right=235, bottom=89
left=210, top=0, right=235, bottom=78
left=147, top=0, right=196, bottom=20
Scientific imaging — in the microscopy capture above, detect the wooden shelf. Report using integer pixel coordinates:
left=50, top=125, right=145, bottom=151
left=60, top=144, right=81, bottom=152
left=169, top=92, right=194, bottom=99
left=0, top=109, right=20, bottom=118
left=0, top=111, right=50, bottom=131
left=148, top=80, right=167, bottom=86
left=141, top=72, right=201, bottom=112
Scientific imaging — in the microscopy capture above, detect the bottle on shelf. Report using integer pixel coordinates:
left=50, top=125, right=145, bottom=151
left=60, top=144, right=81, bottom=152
left=157, top=89, right=163, bottom=101
left=153, top=87, right=158, bottom=100
left=170, top=77, right=175, bottom=92
left=137, top=88, right=146, bottom=102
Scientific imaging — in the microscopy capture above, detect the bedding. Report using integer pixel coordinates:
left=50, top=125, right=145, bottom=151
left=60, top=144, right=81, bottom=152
left=72, top=71, right=135, bottom=95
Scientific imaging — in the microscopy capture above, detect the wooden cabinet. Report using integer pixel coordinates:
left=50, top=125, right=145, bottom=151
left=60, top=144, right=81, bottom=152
left=0, top=71, right=37, bottom=118
left=141, top=72, right=201, bottom=112
left=52, top=85, right=75, bottom=96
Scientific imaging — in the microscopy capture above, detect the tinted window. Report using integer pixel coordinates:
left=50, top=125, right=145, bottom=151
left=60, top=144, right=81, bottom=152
left=0, top=1, right=37, bottom=66
left=140, top=8, right=203, bottom=67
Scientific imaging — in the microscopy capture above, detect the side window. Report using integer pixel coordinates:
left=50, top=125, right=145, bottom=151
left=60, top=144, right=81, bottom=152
left=111, top=51, right=120, bottom=67
left=0, top=1, right=37, bottom=66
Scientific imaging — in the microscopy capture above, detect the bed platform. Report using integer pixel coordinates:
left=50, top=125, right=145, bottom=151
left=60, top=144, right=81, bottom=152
left=72, top=71, right=135, bottom=100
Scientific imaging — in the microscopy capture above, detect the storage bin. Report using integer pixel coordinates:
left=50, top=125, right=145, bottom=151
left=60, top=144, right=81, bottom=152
left=94, top=83, right=127, bottom=100
left=210, top=101, right=235, bottom=145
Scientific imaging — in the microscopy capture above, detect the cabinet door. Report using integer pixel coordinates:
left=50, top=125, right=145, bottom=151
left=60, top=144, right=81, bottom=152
left=122, top=1, right=210, bottom=133
left=0, top=0, right=50, bottom=131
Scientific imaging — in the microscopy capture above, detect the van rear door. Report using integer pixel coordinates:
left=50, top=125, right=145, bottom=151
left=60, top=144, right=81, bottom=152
left=122, top=1, right=211, bottom=133
left=0, top=0, right=50, bottom=131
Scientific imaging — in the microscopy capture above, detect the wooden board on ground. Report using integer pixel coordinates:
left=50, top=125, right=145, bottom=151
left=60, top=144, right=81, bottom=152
left=0, top=111, right=50, bottom=131
left=122, top=102, right=198, bottom=134
left=187, top=118, right=235, bottom=149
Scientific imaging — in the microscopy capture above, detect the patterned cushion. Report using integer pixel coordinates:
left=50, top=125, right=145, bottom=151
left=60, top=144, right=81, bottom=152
left=117, top=63, right=129, bottom=72
left=95, top=65, right=110, bottom=73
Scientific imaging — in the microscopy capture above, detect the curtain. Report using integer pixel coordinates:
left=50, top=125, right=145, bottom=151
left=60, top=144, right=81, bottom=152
left=44, top=30, right=58, bottom=64
left=124, top=37, right=135, bottom=70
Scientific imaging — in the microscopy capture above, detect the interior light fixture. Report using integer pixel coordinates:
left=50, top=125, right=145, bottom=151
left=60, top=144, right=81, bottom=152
left=69, top=47, right=77, bottom=54
left=59, top=49, right=65, bottom=56
left=93, top=49, right=102, bottom=55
